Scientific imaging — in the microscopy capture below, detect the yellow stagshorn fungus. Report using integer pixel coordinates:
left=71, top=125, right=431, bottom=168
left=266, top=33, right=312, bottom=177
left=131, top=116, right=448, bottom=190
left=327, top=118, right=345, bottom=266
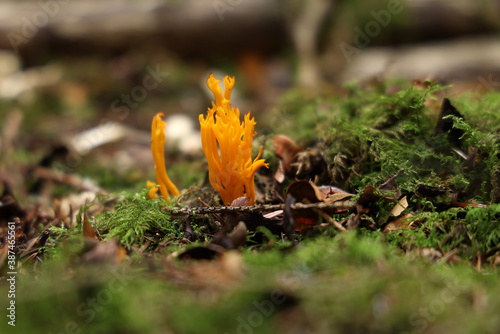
left=199, top=74, right=268, bottom=205
left=149, top=112, right=180, bottom=200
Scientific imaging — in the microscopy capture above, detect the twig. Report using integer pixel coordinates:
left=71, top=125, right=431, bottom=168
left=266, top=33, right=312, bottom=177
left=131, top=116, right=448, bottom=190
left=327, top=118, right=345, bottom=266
left=162, top=201, right=356, bottom=215
left=316, top=209, right=347, bottom=232
left=198, top=197, right=223, bottom=226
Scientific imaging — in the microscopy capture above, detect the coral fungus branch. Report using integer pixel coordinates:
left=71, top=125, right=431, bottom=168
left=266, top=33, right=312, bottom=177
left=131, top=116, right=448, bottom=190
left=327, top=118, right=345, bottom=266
left=199, top=74, right=268, bottom=205
left=150, top=112, right=180, bottom=200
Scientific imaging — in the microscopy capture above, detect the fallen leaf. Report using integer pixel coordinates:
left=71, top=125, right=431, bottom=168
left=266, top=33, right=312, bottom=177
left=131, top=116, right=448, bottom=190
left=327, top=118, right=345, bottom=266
left=178, top=244, right=226, bottom=260
left=390, top=196, right=408, bottom=217
left=383, top=213, right=414, bottom=234
left=82, top=212, right=98, bottom=240
left=272, top=134, right=304, bottom=180
left=212, top=221, right=247, bottom=250
left=286, top=180, right=324, bottom=204
left=81, top=239, right=126, bottom=263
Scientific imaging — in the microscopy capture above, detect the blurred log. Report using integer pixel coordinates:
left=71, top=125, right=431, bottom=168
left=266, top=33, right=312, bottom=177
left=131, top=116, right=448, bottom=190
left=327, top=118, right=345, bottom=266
left=0, top=0, right=288, bottom=65
left=1, top=0, right=499, bottom=65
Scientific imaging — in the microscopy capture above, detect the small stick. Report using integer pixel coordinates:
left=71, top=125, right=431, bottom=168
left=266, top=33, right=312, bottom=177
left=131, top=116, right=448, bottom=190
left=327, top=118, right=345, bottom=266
left=163, top=201, right=356, bottom=215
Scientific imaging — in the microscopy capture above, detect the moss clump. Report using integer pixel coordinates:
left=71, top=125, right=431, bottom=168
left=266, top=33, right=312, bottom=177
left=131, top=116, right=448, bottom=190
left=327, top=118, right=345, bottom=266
left=317, top=81, right=500, bottom=205
left=96, top=189, right=180, bottom=247
left=386, top=204, right=500, bottom=262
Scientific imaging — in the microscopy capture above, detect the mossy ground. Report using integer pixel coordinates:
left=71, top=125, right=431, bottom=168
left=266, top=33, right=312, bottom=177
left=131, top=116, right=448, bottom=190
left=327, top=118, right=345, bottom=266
left=3, top=233, right=500, bottom=334
left=2, top=79, right=500, bottom=334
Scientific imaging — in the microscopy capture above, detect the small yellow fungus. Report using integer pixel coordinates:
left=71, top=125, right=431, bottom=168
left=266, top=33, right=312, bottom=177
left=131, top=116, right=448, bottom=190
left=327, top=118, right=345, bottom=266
left=150, top=112, right=180, bottom=200
left=146, top=180, right=159, bottom=199
left=199, top=74, right=268, bottom=205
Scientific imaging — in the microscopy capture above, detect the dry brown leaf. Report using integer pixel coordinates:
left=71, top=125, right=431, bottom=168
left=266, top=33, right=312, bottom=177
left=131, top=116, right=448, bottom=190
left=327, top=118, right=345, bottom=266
left=82, top=212, right=97, bottom=240
left=383, top=213, right=414, bottom=234
left=272, top=135, right=304, bottom=182
left=212, top=221, right=248, bottom=250
left=81, top=239, right=126, bottom=263
left=284, top=181, right=353, bottom=232
left=286, top=180, right=324, bottom=204
left=273, top=135, right=304, bottom=171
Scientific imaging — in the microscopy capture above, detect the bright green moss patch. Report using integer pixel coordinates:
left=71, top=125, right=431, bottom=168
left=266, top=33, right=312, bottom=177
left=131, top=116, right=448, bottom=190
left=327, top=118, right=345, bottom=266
left=96, top=189, right=179, bottom=247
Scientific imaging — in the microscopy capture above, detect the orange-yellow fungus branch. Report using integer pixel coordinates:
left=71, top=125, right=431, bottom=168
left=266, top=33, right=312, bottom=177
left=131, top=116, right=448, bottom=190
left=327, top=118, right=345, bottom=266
left=199, top=74, right=268, bottom=205
left=146, top=180, right=159, bottom=199
left=150, top=112, right=179, bottom=200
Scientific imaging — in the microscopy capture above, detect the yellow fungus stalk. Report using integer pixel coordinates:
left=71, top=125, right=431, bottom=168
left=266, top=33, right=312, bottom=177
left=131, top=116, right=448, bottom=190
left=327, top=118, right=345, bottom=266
left=199, top=74, right=268, bottom=205
left=150, top=112, right=180, bottom=200
left=146, top=180, right=159, bottom=199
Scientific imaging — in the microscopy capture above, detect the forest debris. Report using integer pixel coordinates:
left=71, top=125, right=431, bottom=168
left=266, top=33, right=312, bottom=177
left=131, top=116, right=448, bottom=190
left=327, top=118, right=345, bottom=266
left=32, top=166, right=105, bottom=194
left=163, top=201, right=356, bottom=216
left=212, top=221, right=248, bottom=250
left=418, top=247, right=443, bottom=262
left=345, top=205, right=371, bottom=230
left=441, top=249, right=462, bottom=264
left=178, top=244, right=227, bottom=260
left=167, top=250, right=244, bottom=289
left=450, top=202, right=488, bottom=208
left=293, top=149, right=330, bottom=183
left=273, top=135, right=329, bottom=184
left=0, top=110, right=22, bottom=155
left=81, top=239, right=126, bottom=264
left=286, top=180, right=324, bottom=204
left=57, top=191, right=110, bottom=226
left=273, top=135, right=304, bottom=182
left=282, top=181, right=353, bottom=232
left=282, top=195, right=298, bottom=242
left=451, top=147, right=468, bottom=160
left=0, top=64, right=62, bottom=99
left=358, top=185, right=387, bottom=206
left=324, top=191, right=354, bottom=203
left=254, top=167, right=284, bottom=204
left=390, top=196, right=408, bottom=217
left=358, top=170, right=404, bottom=207
left=82, top=211, right=98, bottom=240
left=263, top=210, right=284, bottom=219
left=0, top=180, right=25, bottom=224
left=18, top=230, right=50, bottom=259
left=378, top=168, right=404, bottom=195
left=415, top=183, right=448, bottom=198
left=476, top=251, right=483, bottom=271
left=68, top=122, right=128, bottom=156
left=223, top=197, right=269, bottom=232
left=183, top=215, right=195, bottom=241
left=383, top=213, right=414, bottom=234
left=433, top=98, right=465, bottom=147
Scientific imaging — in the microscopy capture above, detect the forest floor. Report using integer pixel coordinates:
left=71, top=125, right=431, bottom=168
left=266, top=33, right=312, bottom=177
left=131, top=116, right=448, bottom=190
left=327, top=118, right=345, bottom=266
left=1, top=57, right=500, bottom=334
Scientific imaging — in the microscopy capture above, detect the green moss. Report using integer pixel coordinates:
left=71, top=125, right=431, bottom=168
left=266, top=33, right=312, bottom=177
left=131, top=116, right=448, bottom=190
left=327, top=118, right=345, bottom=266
left=96, top=189, right=180, bottom=247
left=386, top=204, right=500, bottom=261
